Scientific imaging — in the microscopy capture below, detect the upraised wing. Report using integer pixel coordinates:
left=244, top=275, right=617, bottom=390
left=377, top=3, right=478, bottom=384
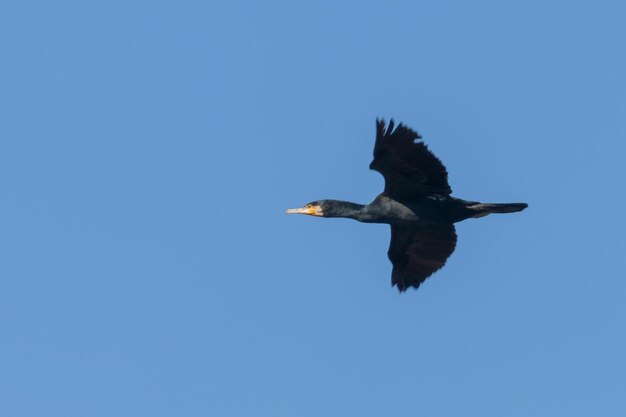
left=370, top=119, right=452, bottom=201
left=388, top=223, right=457, bottom=291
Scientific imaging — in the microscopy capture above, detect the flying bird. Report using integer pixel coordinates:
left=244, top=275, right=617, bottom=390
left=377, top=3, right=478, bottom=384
left=287, top=119, right=527, bottom=292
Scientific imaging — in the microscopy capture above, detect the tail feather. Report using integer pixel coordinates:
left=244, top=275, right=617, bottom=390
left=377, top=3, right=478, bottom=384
left=468, top=202, right=528, bottom=218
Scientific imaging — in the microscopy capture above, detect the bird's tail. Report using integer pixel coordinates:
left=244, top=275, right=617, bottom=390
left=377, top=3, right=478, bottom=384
left=467, top=202, right=528, bottom=218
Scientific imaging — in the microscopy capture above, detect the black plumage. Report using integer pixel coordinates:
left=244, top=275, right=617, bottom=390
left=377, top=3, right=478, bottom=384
left=287, top=119, right=527, bottom=292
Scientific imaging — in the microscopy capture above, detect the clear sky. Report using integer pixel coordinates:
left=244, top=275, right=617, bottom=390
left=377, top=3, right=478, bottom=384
left=1, top=1, right=625, bottom=416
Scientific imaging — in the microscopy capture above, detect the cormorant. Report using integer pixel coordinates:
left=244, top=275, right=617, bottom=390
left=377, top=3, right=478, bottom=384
left=287, top=119, right=527, bottom=292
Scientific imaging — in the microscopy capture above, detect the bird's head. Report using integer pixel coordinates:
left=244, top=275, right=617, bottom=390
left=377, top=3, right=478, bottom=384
left=285, top=201, right=326, bottom=217
left=286, top=200, right=364, bottom=218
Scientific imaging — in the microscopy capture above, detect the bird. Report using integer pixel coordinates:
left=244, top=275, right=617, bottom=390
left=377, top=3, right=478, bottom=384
left=286, top=119, right=528, bottom=292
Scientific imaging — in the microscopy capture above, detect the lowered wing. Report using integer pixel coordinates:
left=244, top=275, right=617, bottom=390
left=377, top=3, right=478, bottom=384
left=388, top=223, right=457, bottom=291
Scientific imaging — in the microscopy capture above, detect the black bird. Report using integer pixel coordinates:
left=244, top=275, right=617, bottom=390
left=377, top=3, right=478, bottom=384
left=287, top=119, right=527, bottom=292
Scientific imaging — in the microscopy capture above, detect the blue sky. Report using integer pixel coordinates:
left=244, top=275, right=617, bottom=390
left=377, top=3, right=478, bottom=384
left=1, top=1, right=625, bottom=416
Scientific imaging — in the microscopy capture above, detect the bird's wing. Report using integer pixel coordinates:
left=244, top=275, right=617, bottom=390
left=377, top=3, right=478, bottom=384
left=388, top=223, right=457, bottom=291
left=370, top=119, right=452, bottom=201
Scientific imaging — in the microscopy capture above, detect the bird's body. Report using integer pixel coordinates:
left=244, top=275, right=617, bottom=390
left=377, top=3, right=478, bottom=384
left=287, top=119, right=527, bottom=292
left=313, top=195, right=477, bottom=224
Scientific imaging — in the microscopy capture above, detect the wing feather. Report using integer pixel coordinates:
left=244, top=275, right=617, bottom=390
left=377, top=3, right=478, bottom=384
left=370, top=119, right=452, bottom=200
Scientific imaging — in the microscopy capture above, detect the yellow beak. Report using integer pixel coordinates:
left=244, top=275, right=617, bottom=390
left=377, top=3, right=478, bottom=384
left=285, top=205, right=323, bottom=216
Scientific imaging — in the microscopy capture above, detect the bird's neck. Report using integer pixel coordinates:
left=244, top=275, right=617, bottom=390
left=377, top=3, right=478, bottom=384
left=326, top=201, right=366, bottom=221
